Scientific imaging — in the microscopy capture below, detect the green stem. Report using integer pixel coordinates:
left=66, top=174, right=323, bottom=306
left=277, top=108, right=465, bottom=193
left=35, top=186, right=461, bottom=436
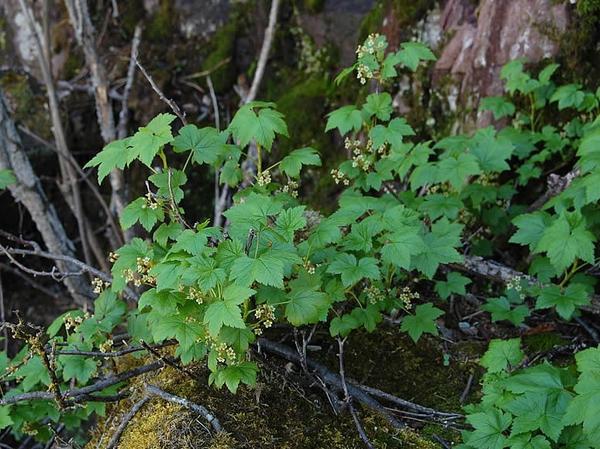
left=529, top=94, right=536, bottom=132
left=559, top=260, right=579, bottom=288
left=158, top=149, right=169, bottom=170
left=256, top=143, right=263, bottom=174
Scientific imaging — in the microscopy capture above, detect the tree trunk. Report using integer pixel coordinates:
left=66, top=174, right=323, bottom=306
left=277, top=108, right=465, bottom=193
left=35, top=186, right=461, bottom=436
left=0, top=91, right=92, bottom=306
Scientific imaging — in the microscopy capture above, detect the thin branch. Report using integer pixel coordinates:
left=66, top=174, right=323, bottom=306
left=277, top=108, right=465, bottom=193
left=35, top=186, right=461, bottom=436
left=105, top=395, right=150, bottom=449
left=257, top=338, right=404, bottom=429
left=135, top=58, right=187, bottom=125
left=117, top=24, right=143, bottom=140
left=337, top=337, right=374, bottom=449
left=0, top=243, right=138, bottom=302
left=458, top=255, right=600, bottom=314
left=245, top=0, right=281, bottom=104
left=145, top=384, right=223, bottom=433
left=17, top=125, right=122, bottom=248
left=0, top=360, right=164, bottom=406
left=53, top=340, right=176, bottom=358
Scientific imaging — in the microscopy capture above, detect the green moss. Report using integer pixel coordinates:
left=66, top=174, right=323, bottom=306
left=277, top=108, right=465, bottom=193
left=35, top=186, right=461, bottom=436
left=0, top=72, right=52, bottom=141
left=302, top=0, right=326, bottom=14
left=546, top=0, right=600, bottom=86
left=523, top=332, right=569, bottom=353
left=201, top=21, right=239, bottom=93
left=273, top=75, right=330, bottom=150
left=119, top=0, right=145, bottom=36
left=86, top=328, right=467, bottom=448
left=145, top=0, right=175, bottom=43
left=359, top=0, right=436, bottom=43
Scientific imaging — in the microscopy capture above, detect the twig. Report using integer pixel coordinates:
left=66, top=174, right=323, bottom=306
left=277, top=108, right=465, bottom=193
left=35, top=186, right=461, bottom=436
left=145, top=384, right=223, bottom=433
left=117, top=24, right=142, bottom=140
left=337, top=337, right=374, bottom=449
left=17, top=125, right=123, bottom=248
left=0, top=360, right=164, bottom=405
left=245, top=0, right=281, bottom=104
left=105, top=395, right=150, bottom=449
left=459, top=373, right=474, bottom=404
left=575, top=316, right=600, bottom=343
left=0, top=244, right=85, bottom=281
left=53, top=340, right=176, bottom=357
left=135, top=57, right=187, bottom=125
left=432, top=434, right=452, bottom=449
left=357, top=384, right=462, bottom=420
left=257, top=338, right=404, bottom=428
left=181, top=58, right=231, bottom=81
left=140, top=341, right=197, bottom=381
left=0, top=243, right=138, bottom=302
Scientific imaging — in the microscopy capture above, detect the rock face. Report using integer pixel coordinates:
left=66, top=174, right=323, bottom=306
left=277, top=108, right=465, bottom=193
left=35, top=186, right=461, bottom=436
left=300, top=0, right=375, bottom=65
left=174, top=0, right=230, bottom=39
left=433, top=0, right=569, bottom=125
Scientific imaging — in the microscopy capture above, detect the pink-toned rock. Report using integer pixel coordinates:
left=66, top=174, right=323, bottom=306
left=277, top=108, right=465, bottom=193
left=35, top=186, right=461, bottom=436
left=434, top=0, right=569, bottom=125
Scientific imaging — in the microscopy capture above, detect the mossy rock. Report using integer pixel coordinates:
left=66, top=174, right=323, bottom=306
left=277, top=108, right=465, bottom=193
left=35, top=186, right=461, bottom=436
left=0, top=72, right=52, bottom=142
left=86, top=327, right=476, bottom=448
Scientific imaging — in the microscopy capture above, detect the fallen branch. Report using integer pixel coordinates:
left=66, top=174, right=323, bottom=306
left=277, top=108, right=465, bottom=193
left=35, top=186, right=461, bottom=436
left=0, top=360, right=164, bottom=406
left=337, top=337, right=374, bottom=449
left=145, top=384, right=223, bottom=433
left=257, top=338, right=404, bottom=428
left=459, top=255, right=600, bottom=314
left=106, top=395, right=150, bottom=449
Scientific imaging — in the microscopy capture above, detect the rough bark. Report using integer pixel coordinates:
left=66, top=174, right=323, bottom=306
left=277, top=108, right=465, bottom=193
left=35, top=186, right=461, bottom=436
left=0, top=91, right=92, bottom=305
left=64, top=0, right=127, bottom=241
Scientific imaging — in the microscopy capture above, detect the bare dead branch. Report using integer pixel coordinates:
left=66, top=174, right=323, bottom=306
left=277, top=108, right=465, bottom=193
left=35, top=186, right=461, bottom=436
left=105, top=395, right=150, bottom=449
left=135, top=58, right=187, bottom=125
left=0, top=360, right=164, bottom=406
left=145, top=384, right=223, bottom=433
left=18, top=0, right=95, bottom=271
left=459, top=255, right=600, bottom=314
left=246, top=0, right=281, bottom=104
left=337, top=337, right=375, bottom=449
left=17, top=125, right=123, bottom=249
left=0, top=243, right=138, bottom=302
left=117, top=24, right=143, bottom=140
left=257, top=338, right=405, bottom=429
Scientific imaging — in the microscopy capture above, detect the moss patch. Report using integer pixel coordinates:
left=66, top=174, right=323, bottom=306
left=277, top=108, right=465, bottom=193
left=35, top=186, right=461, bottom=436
left=0, top=72, right=52, bottom=141
left=86, top=326, right=476, bottom=448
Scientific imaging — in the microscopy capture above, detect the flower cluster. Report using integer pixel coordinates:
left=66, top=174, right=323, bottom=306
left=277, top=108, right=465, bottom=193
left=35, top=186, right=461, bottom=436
left=303, top=260, right=316, bottom=275
left=254, top=304, right=276, bottom=335
left=280, top=179, right=299, bottom=198
left=256, top=170, right=271, bottom=187
left=99, top=339, right=114, bottom=353
left=330, top=168, right=350, bottom=185
left=214, top=342, right=236, bottom=364
left=346, top=137, right=375, bottom=172
left=355, top=33, right=386, bottom=84
left=366, top=285, right=386, bottom=304
left=92, top=277, right=110, bottom=294
left=144, top=192, right=161, bottom=210
left=123, top=256, right=156, bottom=287
left=187, top=286, right=205, bottom=305
left=63, top=312, right=90, bottom=331
left=506, top=275, right=523, bottom=291
left=399, top=286, right=420, bottom=309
